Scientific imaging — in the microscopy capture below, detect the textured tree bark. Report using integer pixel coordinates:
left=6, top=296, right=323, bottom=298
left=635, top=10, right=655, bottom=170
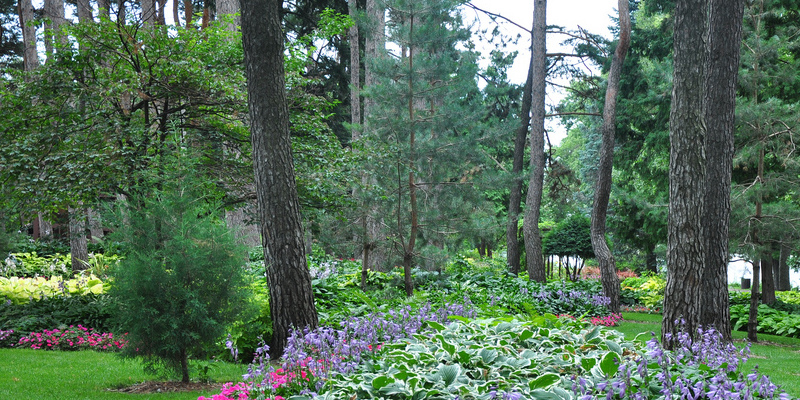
left=19, top=0, right=39, bottom=71
left=506, top=54, right=533, bottom=276
left=217, top=0, right=240, bottom=31
left=761, top=250, right=776, bottom=305
left=87, top=208, right=104, bottom=241
left=98, top=0, right=110, bottom=18
left=662, top=0, right=708, bottom=348
left=241, top=0, right=319, bottom=358
left=699, top=0, right=745, bottom=342
left=522, top=0, right=547, bottom=283
left=43, top=0, right=66, bottom=59
left=141, top=0, right=156, bottom=25
left=76, top=0, right=93, bottom=23
left=748, top=259, right=760, bottom=342
left=361, top=0, right=386, bottom=275
left=590, top=0, right=630, bottom=315
left=184, top=0, right=193, bottom=27
left=69, top=207, right=89, bottom=271
left=778, top=241, right=791, bottom=291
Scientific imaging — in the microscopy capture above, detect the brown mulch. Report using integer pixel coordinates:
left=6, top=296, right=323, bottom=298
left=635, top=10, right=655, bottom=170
left=110, top=381, right=224, bottom=394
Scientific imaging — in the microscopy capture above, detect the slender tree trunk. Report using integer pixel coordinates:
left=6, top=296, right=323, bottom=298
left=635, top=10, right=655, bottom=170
left=43, top=0, right=66, bottom=59
left=522, top=0, right=547, bottom=283
left=173, top=0, right=180, bottom=26
left=184, top=0, right=193, bottom=27
left=506, top=54, right=533, bottom=276
left=403, top=14, right=418, bottom=297
left=662, top=0, right=708, bottom=348
left=778, top=241, right=791, bottom=291
left=98, top=0, right=110, bottom=18
left=699, top=0, right=745, bottom=341
left=217, top=0, right=240, bottom=31
left=646, top=246, right=657, bottom=273
left=241, top=0, right=319, bottom=358
left=180, top=348, right=189, bottom=382
left=69, top=207, right=89, bottom=271
left=77, top=0, right=93, bottom=23
left=141, top=0, right=156, bottom=25
left=591, top=0, right=630, bottom=314
left=19, top=0, right=39, bottom=71
left=87, top=208, right=104, bottom=241
left=748, top=259, right=760, bottom=342
left=761, top=249, right=776, bottom=305
left=361, top=0, right=386, bottom=275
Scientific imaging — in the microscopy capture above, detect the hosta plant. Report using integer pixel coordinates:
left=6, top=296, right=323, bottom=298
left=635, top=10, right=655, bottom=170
left=0, top=274, right=106, bottom=304
left=310, top=317, right=788, bottom=400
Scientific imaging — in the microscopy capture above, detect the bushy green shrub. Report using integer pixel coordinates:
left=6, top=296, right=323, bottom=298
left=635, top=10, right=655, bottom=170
left=731, top=303, right=800, bottom=338
left=108, top=175, right=253, bottom=382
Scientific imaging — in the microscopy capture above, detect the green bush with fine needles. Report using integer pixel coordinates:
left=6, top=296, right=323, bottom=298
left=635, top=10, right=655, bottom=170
left=108, top=170, right=254, bottom=383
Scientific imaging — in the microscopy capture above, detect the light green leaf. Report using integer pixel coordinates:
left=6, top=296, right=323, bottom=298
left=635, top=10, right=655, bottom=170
left=529, top=373, right=560, bottom=390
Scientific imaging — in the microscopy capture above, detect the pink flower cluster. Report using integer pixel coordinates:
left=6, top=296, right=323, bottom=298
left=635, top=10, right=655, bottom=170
left=557, top=313, right=624, bottom=327
left=589, top=313, right=623, bottom=326
left=16, top=325, right=128, bottom=351
left=198, top=381, right=288, bottom=400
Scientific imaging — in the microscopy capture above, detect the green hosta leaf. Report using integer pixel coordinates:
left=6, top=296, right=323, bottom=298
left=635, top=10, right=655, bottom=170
left=479, top=348, right=498, bottom=364
left=457, top=350, right=471, bottom=364
left=427, top=320, right=446, bottom=332
left=530, top=389, right=563, bottom=400
left=438, top=364, right=461, bottom=387
left=372, top=375, right=395, bottom=390
left=380, top=382, right=410, bottom=396
left=553, top=386, right=572, bottom=399
left=520, top=328, right=534, bottom=341
left=580, top=357, right=597, bottom=371
left=584, top=326, right=601, bottom=342
left=437, top=335, right=456, bottom=356
left=529, top=373, right=560, bottom=390
left=604, top=340, right=623, bottom=354
left=600, top=352, right=620, bottom=377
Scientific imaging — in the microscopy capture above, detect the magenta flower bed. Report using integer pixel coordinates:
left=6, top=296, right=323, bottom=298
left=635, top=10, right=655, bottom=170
left=15, top=325, right=127, bottom=351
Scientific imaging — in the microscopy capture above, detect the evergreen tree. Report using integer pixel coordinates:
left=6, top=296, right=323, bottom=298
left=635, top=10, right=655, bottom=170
left=362, top=0, right=484, bottom=295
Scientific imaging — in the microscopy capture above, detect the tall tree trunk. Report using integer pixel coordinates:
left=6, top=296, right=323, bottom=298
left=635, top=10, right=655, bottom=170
left=19, top=0, right=39, bottom=71
left=141, top=0, right=156, bottom=25
left=402, top=13, right=418, bottom=298
left=778, top=241, right=791, bottom=291
left=156, top=0, right=167, bottom=25
left=98, top=0, right=110, bottom=18
left=217, top=0, right=240, bottom=31
left=699, top=0, right=745, bottom=341
left=747, top=259, right=760, bottom=342
left=361, top=0, right=386, bottom=276
left=241, top=0, right=319, bottom=359
left=522, top=0, right=547, bottom=283
left=77, top=0, right=93, bottom=23
left=662, top=0, right=708, bottom=348
left=69, top=207, right=89, bottom=271
left=184, top=0, right=193, bottom=27
left=590, top=0, right=630, bottom=315
left=43, top=0, right=66, bottom=60
left=761, top=249, right=776, bottom=305
left=506, top=53, right=533, bottom=276
left=87, top=208, right=104, bottom=241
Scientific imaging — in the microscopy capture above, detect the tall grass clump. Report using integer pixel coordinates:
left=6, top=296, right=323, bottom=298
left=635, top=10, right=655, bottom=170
left=108, top=167, right=253, bottom=383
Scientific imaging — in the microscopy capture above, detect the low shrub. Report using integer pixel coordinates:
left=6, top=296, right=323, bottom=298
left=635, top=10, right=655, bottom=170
left=731, top=304, right=800, bottom=338
left=0, top=294, right=116, bottom=346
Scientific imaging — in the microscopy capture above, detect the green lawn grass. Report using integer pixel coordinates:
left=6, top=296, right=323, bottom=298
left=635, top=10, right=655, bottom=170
left=615, top=312, right=800, bottom=398
left=0, top=349, right=244, bottom=400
